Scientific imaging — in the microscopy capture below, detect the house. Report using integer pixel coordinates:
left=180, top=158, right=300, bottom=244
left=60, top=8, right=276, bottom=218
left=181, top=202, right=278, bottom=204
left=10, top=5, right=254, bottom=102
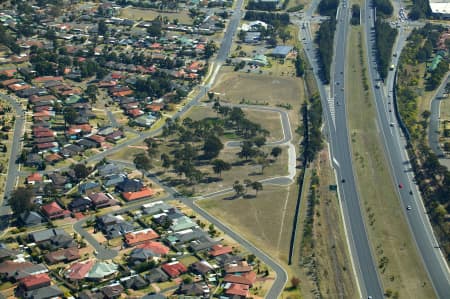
left=145, top=267, right=169, bottom=283
left=244, top=31, right=261, bottom=43
left=45, top=247, right=80, bottom=264
left=97, top=214, right=135, bottom=239
left=215, top=254, right=244, bottom=267
left=0, top=247, right=18, bottom=262
left=26, top=173, right=42, bottom=185
left=44, top=153, right=63, bottom=164
left=136, top=241, right=170, bottom=256
left=78, top=138, right=99, bottom=149
left=271, top=45, right=294, bottom=59
left=29, top=228, right=70, bottom=244
left=0, top=261, right=33, bottom=279
left=23, top=285, right=63, bottom=299
left=170, top=216, right=198, bottom=232
left=78, top=181, right=100, bottom=194
left=189, top=235, right=218, bottom=252
left=19, top=211, right=43, bottom=226
left=209, top=244, right=233, bottom=257
left=224, top=271, right=257, bottom=287
left=97, top=163, right=120, bottom=177
left=100, top=282, right=124, bottom=299
left=178, top=282, right=210, bottom=297
left=190, top=260, right=214, bottom=276
left=224, top=261, right=252, bottom=274
left=161, top=261, right=187, bottom=278
left=86, top=261, right=118, bottom=280
left=122, top=187, right=155, bottom=201
left=142, top=294, right=166, bottom=299
left=224, top=283, right=250, bottom=298
left=65, top=260, right=95, bottom=280
left=103, top=173, right=126, bottom=188
left=141, top=201, right=172, bottom=215
left=18, top=273, right=51, bottom=291
left=48, top=173, right=68, bottom=189
left=24, top=153, right=43, bottom=168
left=116, top=178, right=144, bottom=192
left=105, top=130, right=124, bottom=143
left=124, top=228, right=159, bottom=246
left=129, top=248, right=159, bottom=265
left=119, top=274, right=147, bottom=290
left=61, top=144, right=83, bottom=157
left=68, top=197, right=91, bottom=212
left=88, top=192, right=118, bottom=209
left=166, top=228, right=209, bottom=245
left=41, top=201, right=70, bottom=220
left=13, top=263, right=48, bottom=280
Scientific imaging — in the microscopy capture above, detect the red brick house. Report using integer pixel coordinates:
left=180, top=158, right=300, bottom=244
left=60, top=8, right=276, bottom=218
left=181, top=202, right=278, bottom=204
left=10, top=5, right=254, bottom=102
left=41, top=202, right=70, bottom=220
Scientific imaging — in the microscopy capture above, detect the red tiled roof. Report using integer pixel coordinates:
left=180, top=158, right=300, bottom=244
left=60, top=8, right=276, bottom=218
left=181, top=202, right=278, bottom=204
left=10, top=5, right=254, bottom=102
left=122, top=187, right=155, bottom=201
left=127, top=108, right=144, bottom=118
left=1, top=78, right=20, bottom=87
left=19, top=273, right=51, bottom=290
left=137, top=241, right=170, bottom=255
left=225, top=283, right=250, bottom=297
left=224, top=271, right=257, bottom=286
left=113, top=89, right=133, bottom=97
left=9, top=83, right=31, bottom=91
left=26, top=173, right=42, bottom=183
left=124, top=228, right=159, bottom=246
left=0, top=69, right=17, bottom=78
left=209, top=244, right=232, bottom=257
left=161, top=261, right=187, bottom=278
left=45, top=153, right=63, bottom=163
left=33, top=76, right=63, bottom=83
left=66, top=260, right=95, bottom=280
left=87, top=135, right=105, bottom=144
left=41, top=201, right=69, bottom=218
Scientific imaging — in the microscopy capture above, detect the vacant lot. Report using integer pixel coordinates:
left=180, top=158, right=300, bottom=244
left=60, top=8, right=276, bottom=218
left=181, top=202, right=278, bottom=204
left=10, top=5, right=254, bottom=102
left=211, top=69, right=305, bottom=125
left=120, top=7, right=192, bottom=24
left=347, top=27, right=434, bottom=299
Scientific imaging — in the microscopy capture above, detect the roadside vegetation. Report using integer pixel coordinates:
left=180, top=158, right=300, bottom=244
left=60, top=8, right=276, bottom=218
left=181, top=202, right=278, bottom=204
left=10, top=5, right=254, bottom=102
left=409, top=0, right=432, bottom=20
left=396, top=23, right=450, bottom=261
left=347, top=25, right=435, bottom=298
left=373, top=0, right=393, bottom=17
left=374, top=19, right=397, bottom=79
left=315, top=0, right=338, bottom=83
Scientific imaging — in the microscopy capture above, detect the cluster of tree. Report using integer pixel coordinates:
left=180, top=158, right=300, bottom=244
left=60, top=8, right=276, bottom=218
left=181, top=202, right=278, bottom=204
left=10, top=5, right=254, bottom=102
left=373, top=0, right=393, bottom=17
left=9, top=187, right=34, bottom=218
left=409, top=0, right=432, bottom=20
left=428, top=60, right=449, bottom=90
left=374, top=19, right=397, bottom=79
left=247, top=0, right=277, bottom=11
left=300, top=94, right=323, bottom=163
left=317, top=0, right=338, bottom=17
left=232, top=179, right=263, bottom=198
left=244, top=11, right=290, bottom=26
left=133, top=71, right=174, bottom=99
left=350, top=4, right=361, bottom=25
left=315, top=19, right=336, bottom=83
left=0, top=25, right=20, bottom=54
left=295, top=54, right=304, bottom=77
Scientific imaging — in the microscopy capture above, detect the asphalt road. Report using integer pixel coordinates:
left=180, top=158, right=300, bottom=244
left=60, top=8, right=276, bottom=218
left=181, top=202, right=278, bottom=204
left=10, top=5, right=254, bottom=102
left=363, top=1, right=450, bottom=297
left=298, top=2, right=384, bottom=298
left=428, top=73, right=449, bottom=159
left=0, top=93, right=24, bottom=215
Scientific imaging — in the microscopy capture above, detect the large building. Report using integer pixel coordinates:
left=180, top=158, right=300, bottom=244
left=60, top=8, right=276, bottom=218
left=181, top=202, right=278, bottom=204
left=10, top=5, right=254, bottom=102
left=430, top=0, right=450, bottom=18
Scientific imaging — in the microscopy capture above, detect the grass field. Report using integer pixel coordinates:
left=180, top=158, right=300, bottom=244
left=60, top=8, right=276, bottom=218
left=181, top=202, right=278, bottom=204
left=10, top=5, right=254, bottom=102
left=211, top=69, right=305, bottom=125
left=346, top=26, right=435, bottom=299
left=120, top=7, right=192, bottom=24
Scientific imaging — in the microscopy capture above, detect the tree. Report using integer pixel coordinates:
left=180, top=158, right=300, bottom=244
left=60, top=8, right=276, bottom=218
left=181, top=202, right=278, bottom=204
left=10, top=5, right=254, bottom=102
left=73, top=163, right=89, bottom=179
left=98, top=20, right=108, bottom=36
left=63, top=107, right=78, bottom=125
left=161, top=153, right=171, bottom=170
left=203, top=135, right=224, bottom=159
left=253, top=136, right=266, bottom=148
left=10, top=187, right=34, bottom=217
left=251, top=181, right=263, bottom=196
left=238, top=141, right=257, bottom=160
left=291, top=276, right=300, bottom=289
left=212, top=159, right=231, bottom=177
left=233, top=180, right=245, bottom=198
left=271, top=147, right=282, bottom=160
left=133, top=153, right=153, bottom=178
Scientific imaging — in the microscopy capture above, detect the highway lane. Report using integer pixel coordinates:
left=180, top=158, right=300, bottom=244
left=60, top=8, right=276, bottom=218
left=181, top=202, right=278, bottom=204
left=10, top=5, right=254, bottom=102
left=363, top=1, right=450, bottom=298
left=297, top=2, right=384, bottom=298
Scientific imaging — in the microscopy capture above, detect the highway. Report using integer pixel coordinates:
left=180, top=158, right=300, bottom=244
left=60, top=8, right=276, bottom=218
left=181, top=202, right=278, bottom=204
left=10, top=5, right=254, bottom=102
left=363, top=1, right=450, bottom=298
left=298, top=2, right=384, bottom=298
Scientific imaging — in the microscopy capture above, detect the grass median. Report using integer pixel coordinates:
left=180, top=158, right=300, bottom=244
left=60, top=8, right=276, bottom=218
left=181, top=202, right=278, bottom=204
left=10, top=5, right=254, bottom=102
left=346, top=26, right=435, bottom=298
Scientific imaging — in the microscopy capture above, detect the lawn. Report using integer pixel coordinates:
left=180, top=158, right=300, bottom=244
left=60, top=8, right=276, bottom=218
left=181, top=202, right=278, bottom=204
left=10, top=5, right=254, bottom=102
left=120, top=7, right=192, bottom=24
left=346, top=26, right=435, bottom=298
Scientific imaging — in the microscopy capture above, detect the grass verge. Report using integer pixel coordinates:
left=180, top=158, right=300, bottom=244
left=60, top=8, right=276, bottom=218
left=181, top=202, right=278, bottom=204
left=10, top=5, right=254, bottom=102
left=346, top=26, right=435, bottom=298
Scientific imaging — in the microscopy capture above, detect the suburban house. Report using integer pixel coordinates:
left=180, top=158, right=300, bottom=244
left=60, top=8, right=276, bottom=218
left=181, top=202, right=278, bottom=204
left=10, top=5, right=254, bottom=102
left=45, top=247, right=80, bottom=265
left=161, top=261, right=187, bottom=278
left=65, top=260, right=95, bottom=281
left=85, top=262, right=118, bottom=281
left=124, top=228, right=159, bottom=247
left=122, top=187, right=155, bottom=201
left=41, top=201, right=70, bottom=220
left=209, top=244, right=233, bottom=257
left=88, top=192, right=118, bottom=209
left=136, top=241, right=170, bottom=256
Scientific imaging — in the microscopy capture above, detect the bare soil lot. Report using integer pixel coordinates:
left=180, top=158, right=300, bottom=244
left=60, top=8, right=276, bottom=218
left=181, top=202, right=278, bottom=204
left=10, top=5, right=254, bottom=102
left=120, top=7, right=192, bottom=24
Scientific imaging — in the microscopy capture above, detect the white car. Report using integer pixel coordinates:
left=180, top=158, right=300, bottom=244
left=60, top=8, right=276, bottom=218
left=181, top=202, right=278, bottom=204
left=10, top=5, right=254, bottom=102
left=407, top=205, right=412, bottom=211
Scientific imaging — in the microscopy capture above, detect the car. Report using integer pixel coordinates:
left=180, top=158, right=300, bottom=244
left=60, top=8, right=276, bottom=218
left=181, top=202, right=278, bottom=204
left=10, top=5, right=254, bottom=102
left=407, top=205, right=412, bottom=210
left=341, top=179, right=346, bottom=183
left=390, top=122, right=394, bottom=127
left=399, top=183, right=403, bottom=189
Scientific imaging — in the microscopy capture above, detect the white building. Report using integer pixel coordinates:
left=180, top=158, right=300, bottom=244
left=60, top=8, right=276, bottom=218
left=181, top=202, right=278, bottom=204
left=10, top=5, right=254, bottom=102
left=430, top=0, right=450, bottom=18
